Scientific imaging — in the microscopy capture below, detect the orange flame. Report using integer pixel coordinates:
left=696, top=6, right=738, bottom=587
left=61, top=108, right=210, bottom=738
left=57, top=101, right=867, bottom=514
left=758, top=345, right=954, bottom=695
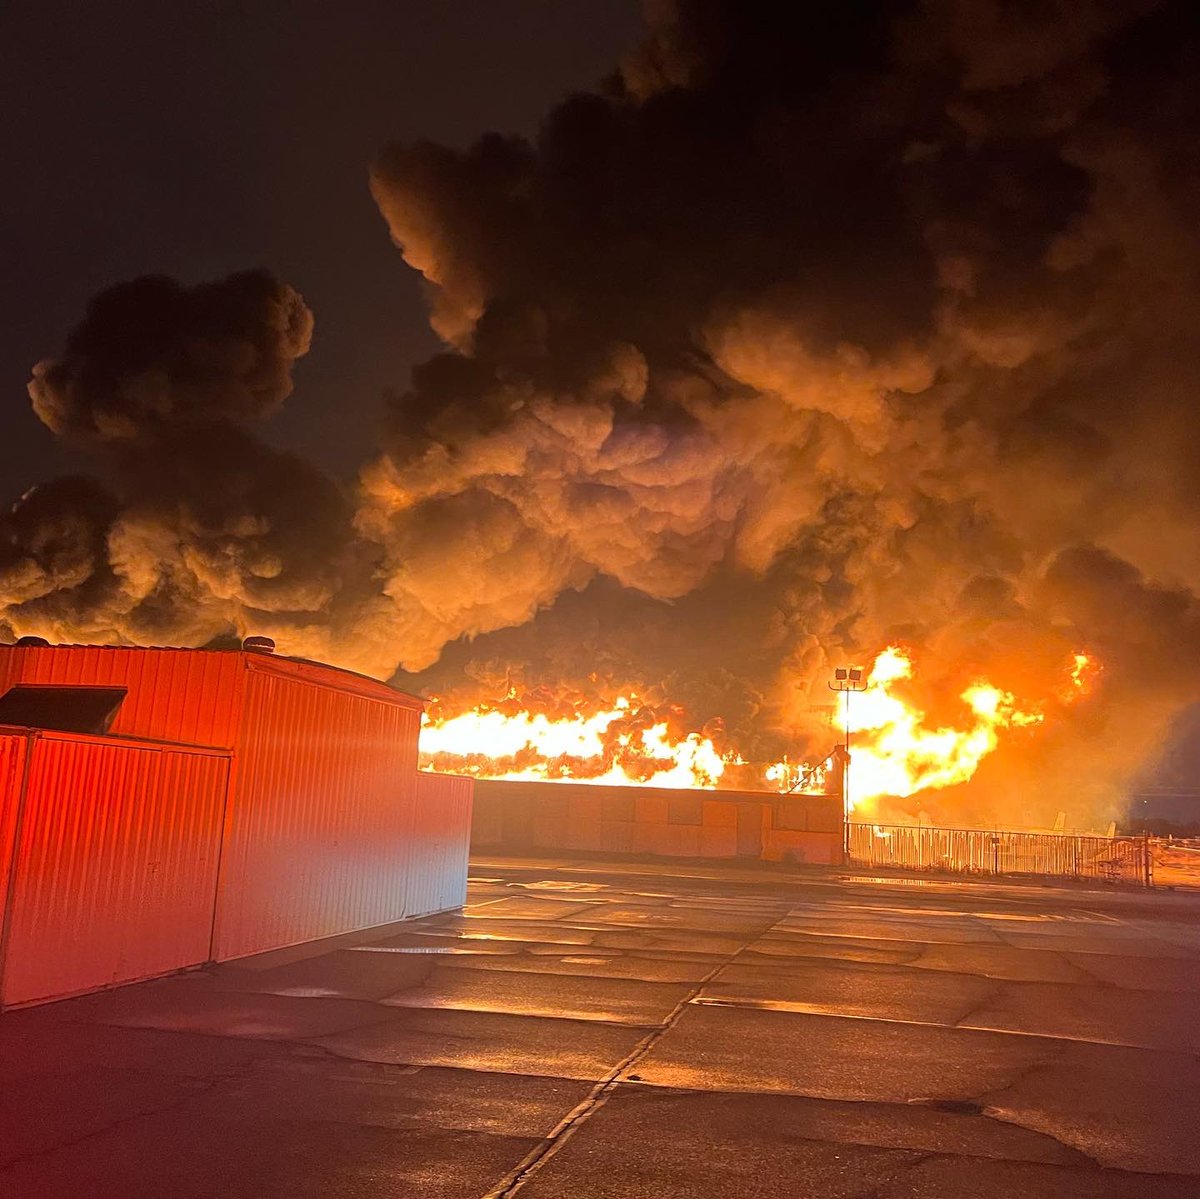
left=418, top=694, right=731, bottom=787
left=836, top=647, right=1045, bottom=812
left=1064, top=651, right=1100, bottom=700
left=418, top=648, right=1099, bottom=802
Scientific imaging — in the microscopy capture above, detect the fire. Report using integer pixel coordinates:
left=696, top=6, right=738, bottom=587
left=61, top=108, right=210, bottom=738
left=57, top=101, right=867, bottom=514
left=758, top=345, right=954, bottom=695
left=418, top=647, right=1099, bottom=804
left=836, top=647, right=1091, bottom=813
left=1065, top=652, right=1100, bottom=699
left=764, top=757, right=828, bottom=792
left=418, top=694, right=731, bottom=787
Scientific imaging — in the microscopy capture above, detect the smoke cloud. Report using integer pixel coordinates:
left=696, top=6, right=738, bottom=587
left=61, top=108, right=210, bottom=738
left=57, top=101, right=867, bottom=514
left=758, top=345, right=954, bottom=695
left=5, top=1, right=1200, bottom=821
left=4, top=271, right=368, bottom=653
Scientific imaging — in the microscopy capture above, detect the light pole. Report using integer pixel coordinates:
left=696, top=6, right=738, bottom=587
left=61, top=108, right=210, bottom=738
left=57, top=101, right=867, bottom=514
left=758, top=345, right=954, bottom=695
left=829, top=667, right=867, bottom=858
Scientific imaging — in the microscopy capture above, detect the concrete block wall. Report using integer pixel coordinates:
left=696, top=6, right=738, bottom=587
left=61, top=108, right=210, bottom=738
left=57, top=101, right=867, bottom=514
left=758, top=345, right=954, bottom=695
left=760, top=792, right=844, bottom=864
left=471, top=779, right=843, bottom=865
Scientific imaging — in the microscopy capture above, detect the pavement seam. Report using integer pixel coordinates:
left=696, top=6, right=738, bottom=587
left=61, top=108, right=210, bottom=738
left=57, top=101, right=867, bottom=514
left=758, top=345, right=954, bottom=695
left=477, top=907, right=792, bottom=1198
left=669, top=997, right=1200, bottom=1054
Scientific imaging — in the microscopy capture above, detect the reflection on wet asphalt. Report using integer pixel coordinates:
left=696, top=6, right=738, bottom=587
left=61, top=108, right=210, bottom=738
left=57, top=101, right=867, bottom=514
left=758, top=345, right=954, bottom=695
left=2, top=856, right=1198, bottom=1197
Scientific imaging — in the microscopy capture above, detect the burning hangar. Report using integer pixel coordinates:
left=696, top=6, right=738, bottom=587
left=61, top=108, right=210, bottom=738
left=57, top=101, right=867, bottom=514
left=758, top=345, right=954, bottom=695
left=0, top=638, right=471, bottom=1007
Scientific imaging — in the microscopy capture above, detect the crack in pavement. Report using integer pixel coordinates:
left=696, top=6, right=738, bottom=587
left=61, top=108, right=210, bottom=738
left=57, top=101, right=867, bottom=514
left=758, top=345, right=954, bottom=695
left=466, top=891, right=1198, bottom=1195
left=949, top=977, right=1009, bottom=1030
left=0, top=1051, right=271, bottom=1173
left=477, top=906, right=793, bottom=1198
left=963, top=1051, right=1123, bottom=1172
left=620, top=1083, right=1103, bottom=1171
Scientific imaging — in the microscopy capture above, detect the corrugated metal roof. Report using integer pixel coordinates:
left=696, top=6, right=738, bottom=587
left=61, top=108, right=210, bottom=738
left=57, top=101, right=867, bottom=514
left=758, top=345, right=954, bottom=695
left=0, top=643, right=425, bottom=750
left=0, top=643, right=424, bottom=710
left=0, top=646, right=246, bottom=747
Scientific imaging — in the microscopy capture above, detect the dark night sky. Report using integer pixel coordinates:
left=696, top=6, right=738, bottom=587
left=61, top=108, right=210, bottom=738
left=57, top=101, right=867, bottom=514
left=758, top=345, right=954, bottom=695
left=0, top=0, right=642, bottom=492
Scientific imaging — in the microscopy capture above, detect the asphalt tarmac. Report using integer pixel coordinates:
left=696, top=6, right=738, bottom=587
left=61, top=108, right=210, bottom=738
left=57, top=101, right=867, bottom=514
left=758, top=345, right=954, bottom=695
left=1, top=856, right=1198, bottom=1197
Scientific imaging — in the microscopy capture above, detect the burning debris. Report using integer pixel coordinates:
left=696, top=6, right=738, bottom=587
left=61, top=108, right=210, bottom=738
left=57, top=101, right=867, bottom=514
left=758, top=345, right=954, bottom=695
left=5, top=2, right=1200, bottom=824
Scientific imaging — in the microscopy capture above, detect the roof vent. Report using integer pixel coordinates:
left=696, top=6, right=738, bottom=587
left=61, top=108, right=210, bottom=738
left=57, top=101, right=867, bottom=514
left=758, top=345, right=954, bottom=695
left=242, top=635, right=276, bottom=654
left=14, top=636, right=51, bottom=647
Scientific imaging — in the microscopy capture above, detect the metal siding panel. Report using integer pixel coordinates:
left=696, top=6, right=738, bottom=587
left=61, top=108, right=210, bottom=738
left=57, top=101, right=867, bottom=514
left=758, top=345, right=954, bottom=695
left=213, top=670, right=422, bottom=960
left=0, top=645, right=245, bottom=748
left=0, top=733, right=29, bottom=951
left=1, top=734, right=229, bottom=1005
left=407, top=773, right=473, bottom=917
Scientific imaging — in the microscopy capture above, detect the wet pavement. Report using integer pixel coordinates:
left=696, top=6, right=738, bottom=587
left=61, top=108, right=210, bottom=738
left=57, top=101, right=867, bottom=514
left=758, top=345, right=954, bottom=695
left=2, top=856, right=1199, bottom=1196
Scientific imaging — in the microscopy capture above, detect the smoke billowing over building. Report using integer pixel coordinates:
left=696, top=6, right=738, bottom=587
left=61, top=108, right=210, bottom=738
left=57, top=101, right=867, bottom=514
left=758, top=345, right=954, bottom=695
left=3, top=1, right=1200, bottom=823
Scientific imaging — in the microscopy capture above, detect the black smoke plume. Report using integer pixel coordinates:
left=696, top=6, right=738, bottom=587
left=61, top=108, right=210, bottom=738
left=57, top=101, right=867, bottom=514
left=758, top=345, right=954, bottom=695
left=4, top=271, right=366, bottom=653
left=6, top=1, right=1200, bottom=821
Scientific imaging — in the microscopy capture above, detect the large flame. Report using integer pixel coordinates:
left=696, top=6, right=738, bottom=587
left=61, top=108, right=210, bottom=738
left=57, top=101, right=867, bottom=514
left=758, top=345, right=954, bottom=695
left=837, top=647, right=1046, bottom=813
left=418, top=695, right=732, bottom=787
left=418, top=647, right=1098, bottom=802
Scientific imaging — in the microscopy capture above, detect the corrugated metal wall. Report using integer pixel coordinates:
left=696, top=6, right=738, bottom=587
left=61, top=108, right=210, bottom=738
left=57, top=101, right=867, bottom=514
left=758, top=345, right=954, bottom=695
left=407, top=772, right=473, bottom=917
left=0, top=732, right=30, bottom=950
left=212, top=666, right=423, bottom=961
left=0, top=645, right=245, bottom=747
left=0, top=732, right=230, bottom=1006
left=0, top=645, right=470, bottom=997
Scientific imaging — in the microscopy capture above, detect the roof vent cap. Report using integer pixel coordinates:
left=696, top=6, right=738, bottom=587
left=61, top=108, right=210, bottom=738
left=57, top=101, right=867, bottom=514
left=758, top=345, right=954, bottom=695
left=242, top=635, right=276, bottom=655
left=15, top=636, right=51, bottom=647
